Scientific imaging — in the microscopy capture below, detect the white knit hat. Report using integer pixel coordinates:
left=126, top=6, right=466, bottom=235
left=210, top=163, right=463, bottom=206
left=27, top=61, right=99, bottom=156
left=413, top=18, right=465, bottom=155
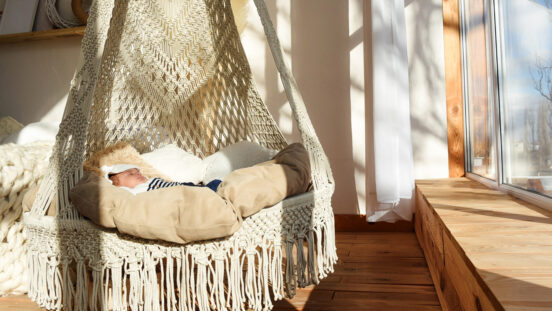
left=100, top=164, right=140, bottom=182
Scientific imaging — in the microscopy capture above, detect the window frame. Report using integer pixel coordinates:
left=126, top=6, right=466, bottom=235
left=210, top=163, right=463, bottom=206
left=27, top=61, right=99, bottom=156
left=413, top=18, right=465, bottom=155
left=460, top=0, right=552, bottom=211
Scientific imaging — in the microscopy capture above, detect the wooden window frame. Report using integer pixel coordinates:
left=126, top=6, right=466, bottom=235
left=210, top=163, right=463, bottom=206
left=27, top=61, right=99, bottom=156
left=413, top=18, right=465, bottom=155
left=444, top=0, right=552, bottom=211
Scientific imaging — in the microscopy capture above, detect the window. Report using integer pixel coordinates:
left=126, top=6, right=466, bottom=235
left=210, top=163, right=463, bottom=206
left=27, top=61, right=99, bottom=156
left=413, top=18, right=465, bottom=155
left=461, top=0, right=552, bottom=204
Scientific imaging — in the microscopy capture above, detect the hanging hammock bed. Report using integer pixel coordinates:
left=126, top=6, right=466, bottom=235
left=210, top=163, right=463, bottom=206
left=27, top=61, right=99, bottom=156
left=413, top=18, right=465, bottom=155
left=23, top=0, right=337, bottom=310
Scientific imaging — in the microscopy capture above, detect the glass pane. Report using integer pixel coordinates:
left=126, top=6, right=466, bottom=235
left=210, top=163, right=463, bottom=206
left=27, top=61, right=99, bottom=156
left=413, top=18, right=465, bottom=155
left=464, top=0, right=497, bottom=179
left=498, top=0, right=552, bottom=198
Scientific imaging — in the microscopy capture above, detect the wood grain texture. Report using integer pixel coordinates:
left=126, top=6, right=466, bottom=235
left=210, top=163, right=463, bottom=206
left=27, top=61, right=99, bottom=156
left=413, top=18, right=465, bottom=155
left=442, top=0, right=465, bottom=177
left=0, top=232, right=441, bottom=311
left=416, top=178, right=552, bottom=311
left=0, top=27, right=85, bottom=44
left=334, top=214, right=413, bottom=232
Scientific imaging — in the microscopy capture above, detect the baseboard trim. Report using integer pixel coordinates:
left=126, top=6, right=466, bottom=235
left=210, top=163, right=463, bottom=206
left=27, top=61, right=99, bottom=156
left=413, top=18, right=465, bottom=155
left=334, top=214, right=413, bottom=232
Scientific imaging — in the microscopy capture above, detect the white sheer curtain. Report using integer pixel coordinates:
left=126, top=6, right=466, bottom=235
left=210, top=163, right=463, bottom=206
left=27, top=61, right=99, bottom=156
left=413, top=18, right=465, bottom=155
left=368, top=0, right=414, bottom=222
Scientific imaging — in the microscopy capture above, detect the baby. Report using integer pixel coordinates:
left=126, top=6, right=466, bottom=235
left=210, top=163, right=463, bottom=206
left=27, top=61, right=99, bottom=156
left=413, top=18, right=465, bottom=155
left=103, top=164, right=221, bottom=195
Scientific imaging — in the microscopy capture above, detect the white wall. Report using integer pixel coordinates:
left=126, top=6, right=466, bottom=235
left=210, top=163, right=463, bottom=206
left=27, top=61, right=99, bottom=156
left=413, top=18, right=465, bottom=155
left=0, top=37, right=81, bottom=124
left=0, top=0, right=449, bottom=215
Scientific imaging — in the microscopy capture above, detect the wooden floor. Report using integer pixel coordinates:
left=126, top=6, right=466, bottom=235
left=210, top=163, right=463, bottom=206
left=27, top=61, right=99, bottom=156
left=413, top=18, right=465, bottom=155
left=0, top=232, right=441, bottom=311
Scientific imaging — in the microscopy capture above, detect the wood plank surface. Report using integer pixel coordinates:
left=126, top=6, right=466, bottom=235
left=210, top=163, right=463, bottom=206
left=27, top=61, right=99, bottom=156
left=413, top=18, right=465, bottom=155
left=442, top=0, right=465, bottom=177
left=416, top=178, right=552, bottom=311
left=0, top=27, right=85, bottom=44
left=0, top=232, right=441, bottom=311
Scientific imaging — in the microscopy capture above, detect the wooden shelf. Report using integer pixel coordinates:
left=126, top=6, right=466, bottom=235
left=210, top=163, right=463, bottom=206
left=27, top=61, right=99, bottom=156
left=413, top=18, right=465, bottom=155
left=0, top=26, right=85, bottom=44
left=416, top=178, right=552, bottom=311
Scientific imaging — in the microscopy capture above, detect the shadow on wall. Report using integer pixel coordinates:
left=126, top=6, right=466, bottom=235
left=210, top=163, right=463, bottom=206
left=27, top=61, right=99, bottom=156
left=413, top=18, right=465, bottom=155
left=254, top=0, right=449, bottom=214
left=253, top=0, right=366, bottom=215
left=405, top=0, right=449, bottom=178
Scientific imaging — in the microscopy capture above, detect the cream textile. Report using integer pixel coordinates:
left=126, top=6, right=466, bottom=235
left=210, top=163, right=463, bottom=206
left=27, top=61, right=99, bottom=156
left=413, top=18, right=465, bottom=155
left=0, top=142, right=52, bottom=296
left=26, top=0, right=336, bottom=310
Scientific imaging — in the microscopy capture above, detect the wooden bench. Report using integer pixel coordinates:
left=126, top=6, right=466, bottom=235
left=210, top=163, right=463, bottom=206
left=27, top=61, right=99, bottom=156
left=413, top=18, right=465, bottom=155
left=415, top=178, right=552, bottom=311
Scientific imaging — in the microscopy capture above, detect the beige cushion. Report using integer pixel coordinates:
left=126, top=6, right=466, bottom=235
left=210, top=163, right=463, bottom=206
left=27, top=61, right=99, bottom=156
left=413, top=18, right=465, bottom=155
left=217, top=143, right=311, bottom=217
left=69, top=172, right=130, bottom=228
left=68, top=142, right=310, bottom=243
left=69, top=172, right=241, bottom=244
left=113, top=186, right=241, bottom=244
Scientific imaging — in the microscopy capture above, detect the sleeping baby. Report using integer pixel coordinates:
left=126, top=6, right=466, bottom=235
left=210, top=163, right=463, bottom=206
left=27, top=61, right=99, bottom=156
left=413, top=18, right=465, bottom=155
left=102, top=164, right=221, bottom=195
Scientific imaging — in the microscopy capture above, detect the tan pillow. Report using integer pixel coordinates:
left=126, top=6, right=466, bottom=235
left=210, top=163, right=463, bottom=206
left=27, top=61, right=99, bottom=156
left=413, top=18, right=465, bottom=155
left=217, top=143, right=311, bottom=217
left=69, top=172, right=242, bottom=244
left=69, top=172, right=131, bottom=228
left=113, top=186, right=241, bottom=244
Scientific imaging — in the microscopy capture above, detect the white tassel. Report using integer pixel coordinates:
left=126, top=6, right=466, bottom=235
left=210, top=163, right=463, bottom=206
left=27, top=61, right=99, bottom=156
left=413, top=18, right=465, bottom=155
left=126, top=261, right=142, bottom=311
left=189, top=254, right=197, bottom=311
left=74, top=260, right=87, bottom=311
left=103, top=267, right=110, bottom=311
left=47, top=256, right=62, bottom=310
left=176, top=254, right=184, bottom=311
left=111, top=265, right=123, bottom=311
left=164, top=251, right=177, bottom=311
left=194, top=255, right=210, bottom=311
left=181, top=249, right=192, bottom=311
left=270, top=243, right=284, bottom=300
left=295, top=238, right=306, bottom=288
left=324, top=217, right=338, bottom=274
left=284, top=240, right=296, bottom=298
left=89, top=269, right=102, bottom=311
left=261, top=246, right=272, bottom=311
left=160, top=257, right=165, bottom=311
left=27, top=252, right=37, bottom=301
left=61, top=260, right=74, bottom=311
left=307, top=231, right=318, bottom=285
left=245, top=249, right=260, bottom=311
left=121, top=263, right=128, bottom=311
left=314, top=226, right=325, bottom=279
left=37, top=253, right=48, bottom=306
left=143, top=251, right=160, bottom=311
left=229, top=247, right=244, bottom=311
left=211, top=254, right=227, bottom=311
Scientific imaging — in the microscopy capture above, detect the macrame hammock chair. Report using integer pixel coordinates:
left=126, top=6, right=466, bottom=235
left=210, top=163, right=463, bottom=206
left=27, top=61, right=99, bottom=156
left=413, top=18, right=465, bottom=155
left=23, top=0, right=336, bottom=310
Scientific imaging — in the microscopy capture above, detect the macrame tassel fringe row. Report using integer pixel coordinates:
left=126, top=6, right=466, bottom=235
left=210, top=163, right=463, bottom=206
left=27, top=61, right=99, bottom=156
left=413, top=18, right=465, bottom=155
left=25, top=211, right=337, bottom=311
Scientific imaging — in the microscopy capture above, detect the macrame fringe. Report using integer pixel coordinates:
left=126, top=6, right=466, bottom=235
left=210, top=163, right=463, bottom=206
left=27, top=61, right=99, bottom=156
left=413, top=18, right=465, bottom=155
left=26, top=211, right=336, bottom=311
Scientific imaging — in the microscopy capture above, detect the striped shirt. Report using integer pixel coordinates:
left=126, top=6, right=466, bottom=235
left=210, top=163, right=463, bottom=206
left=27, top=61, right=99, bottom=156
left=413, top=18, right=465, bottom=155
left=146, top=178, right=196, bottom=191
left=121, top=178, right=222, bottom=195
left=146, top=178, right=222, bottom=192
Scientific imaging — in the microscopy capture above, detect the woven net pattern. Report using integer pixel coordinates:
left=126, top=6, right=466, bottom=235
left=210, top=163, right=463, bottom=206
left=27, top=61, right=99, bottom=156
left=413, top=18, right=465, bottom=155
left=26, top=0, right=337, bottom=310
left=86, top=0, right=287, bottom=158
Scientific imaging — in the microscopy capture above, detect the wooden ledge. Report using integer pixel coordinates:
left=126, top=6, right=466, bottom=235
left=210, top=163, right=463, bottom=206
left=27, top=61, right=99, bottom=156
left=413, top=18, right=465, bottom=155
left=0, top=27, right=85, bottom=44
left=415, top=178, right=552, bottom=310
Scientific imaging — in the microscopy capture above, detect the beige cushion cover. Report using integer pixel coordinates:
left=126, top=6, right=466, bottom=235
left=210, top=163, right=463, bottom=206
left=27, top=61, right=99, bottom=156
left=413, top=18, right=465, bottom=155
left=217, top=143, right=311, bottom=217
left=68, top=143, right=311, bottom=244
left=70, top=172, right=241, bottom=244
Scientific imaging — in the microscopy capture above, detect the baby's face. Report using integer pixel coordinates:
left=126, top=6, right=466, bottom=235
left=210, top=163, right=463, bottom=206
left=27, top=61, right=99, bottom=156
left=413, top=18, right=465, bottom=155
left=110, top=168, right=147, bottom=188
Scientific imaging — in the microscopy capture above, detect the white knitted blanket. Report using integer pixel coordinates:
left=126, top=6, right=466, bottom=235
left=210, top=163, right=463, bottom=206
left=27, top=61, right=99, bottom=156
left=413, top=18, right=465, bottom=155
left=0, top=142, right=53, bottom=296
